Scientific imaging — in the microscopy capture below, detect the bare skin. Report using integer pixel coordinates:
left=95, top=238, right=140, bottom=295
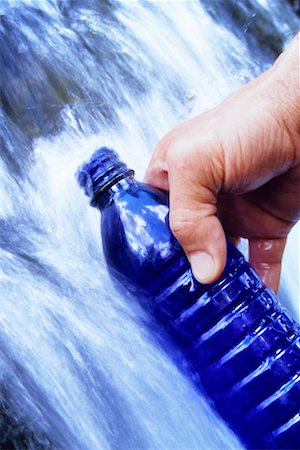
left=144, top=33, right=300, bottom=293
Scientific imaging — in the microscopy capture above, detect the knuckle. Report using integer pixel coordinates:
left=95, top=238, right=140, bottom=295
left=167, top=138, right=224, bottom=186
left=156, top=130, right=177, bottom=156
left=169, top=209, right=196, bottom=241
left=167, top=143, right=201, bottom=179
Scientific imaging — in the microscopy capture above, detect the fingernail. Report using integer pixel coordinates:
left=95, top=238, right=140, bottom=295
left=189, top=251, right=215, bottom=283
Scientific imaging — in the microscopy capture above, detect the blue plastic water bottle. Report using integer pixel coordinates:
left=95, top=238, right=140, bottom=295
left=77, top=147, right=300, bottom=449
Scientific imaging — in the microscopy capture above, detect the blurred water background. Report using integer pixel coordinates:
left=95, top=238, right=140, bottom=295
left=1, top=1, right=299, bottom=449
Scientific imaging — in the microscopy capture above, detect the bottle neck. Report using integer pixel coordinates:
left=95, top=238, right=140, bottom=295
left=94, top=174, right=137, bottom=210
left=76, top=147, right=135, bottom=209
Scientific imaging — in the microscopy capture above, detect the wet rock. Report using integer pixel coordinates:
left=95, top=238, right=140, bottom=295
left=0, top=2, right=148, bottom=138
left=0, top=9, right=70, bottom=137
left=0, top=109, right=33, bottom=178
left=288, top=0, right=300, bottom=15
left=1, top=384, right=52, bottom=450
left=201, top=0, right=299, bottom=60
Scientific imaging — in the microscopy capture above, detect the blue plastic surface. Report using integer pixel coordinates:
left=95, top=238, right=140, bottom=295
left=77, top=148, right=300, bottom=449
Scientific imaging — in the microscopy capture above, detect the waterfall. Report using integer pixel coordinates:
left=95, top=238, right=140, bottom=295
left=1, top=1, right=299, bottom=448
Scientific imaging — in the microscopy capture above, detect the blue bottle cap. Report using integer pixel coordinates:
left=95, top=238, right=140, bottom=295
left=76, top=147, right=134, bottom=205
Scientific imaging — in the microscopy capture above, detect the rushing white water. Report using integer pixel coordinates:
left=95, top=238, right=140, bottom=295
left=1, top=1, right=299, bottom=449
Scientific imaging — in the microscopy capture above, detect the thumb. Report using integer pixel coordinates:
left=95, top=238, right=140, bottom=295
left=168, top=160, right=227, bottom=284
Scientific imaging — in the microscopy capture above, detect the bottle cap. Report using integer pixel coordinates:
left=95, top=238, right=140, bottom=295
left=76, top=147, right=134, bottom=206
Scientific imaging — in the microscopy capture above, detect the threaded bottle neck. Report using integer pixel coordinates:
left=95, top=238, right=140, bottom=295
left=76, top=147, right=134, bottom=207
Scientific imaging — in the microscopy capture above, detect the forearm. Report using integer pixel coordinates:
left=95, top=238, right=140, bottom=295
left=266, top=33, right=300, bottom=161
left=217, top=32, right=300, bottom=181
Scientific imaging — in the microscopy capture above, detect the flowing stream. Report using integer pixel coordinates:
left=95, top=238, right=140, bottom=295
left=1, top=1, right=299, bottom=449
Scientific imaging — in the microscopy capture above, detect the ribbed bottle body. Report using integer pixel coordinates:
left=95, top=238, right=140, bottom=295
left=101, top=182, right=300, bottom=449
left=154, top=247, right=300, bottom=449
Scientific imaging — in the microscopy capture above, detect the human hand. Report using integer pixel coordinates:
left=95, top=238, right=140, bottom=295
left=144, top=34, right=300, bottom=293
